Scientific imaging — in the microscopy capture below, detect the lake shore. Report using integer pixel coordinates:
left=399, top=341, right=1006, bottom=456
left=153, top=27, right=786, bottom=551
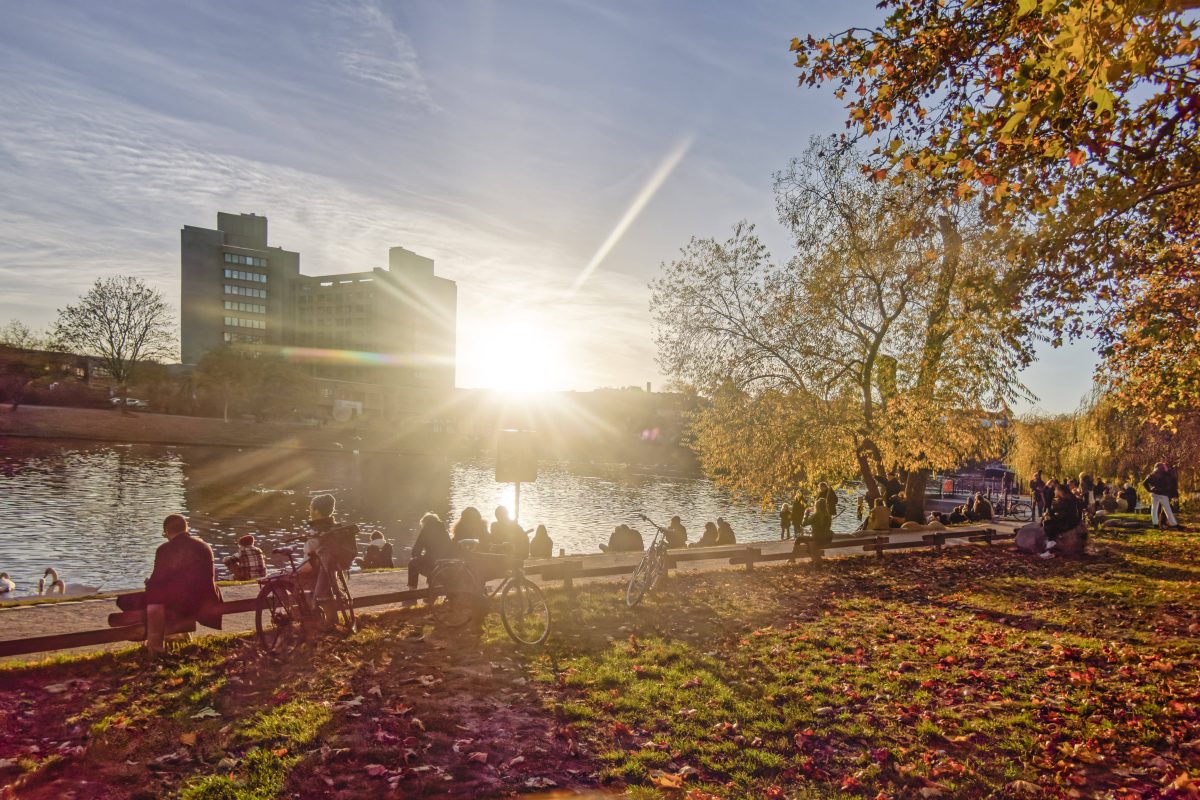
left=0, top=405, right=438, bottom=454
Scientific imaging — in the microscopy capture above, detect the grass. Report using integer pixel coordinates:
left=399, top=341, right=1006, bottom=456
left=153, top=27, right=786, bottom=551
left=2, top=522, right=1199, bottom=798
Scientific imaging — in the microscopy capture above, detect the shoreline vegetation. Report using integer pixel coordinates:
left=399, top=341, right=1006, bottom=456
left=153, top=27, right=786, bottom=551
left=2, top=523, right=1198, bottom=799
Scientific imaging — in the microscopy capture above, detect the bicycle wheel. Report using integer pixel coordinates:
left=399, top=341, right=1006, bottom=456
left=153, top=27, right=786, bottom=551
left=500, top=576, right=551, bottom=646
left=256, top=582, right=305, bottom=658
left=429, top=561, right=479, bottom=628
left=1011, top=501, right=1033, bottom=522
left=326, top=569, right=357, bottom=634
left=625, top=547, right=662, bottom=608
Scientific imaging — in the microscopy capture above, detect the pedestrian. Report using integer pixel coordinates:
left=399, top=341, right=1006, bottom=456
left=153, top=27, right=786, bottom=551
left=1142, top=462, right=1181, bottom=529
left=1030, top=470, right=1047, bottom=518
left=779, top=503, right=792, bottom=540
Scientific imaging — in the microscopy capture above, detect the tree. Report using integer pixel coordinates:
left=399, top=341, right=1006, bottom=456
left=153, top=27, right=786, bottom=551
left=53, top=276, right=175, bottom=409
left=0, top=320, right=48, bottom=351
left=791, top=0, right=1200, bottom=418
left=194, top=345, right=313, bottom=422
left=652, top=140, right=1030, bottom=515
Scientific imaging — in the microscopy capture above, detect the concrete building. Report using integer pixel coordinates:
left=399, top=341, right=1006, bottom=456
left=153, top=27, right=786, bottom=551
left=181, top=212, right=456, bottom=422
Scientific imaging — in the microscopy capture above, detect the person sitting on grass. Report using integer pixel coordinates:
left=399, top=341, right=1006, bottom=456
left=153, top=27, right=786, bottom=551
left=408, top=513, right=453, bottom=590
left=665, top=516, right=688, bottom=548
left=790, top=497, right=833, bottom=563
left=529, top=524, right=553, bottom=559
left=361, top=531, right=394, bottom=569
left=1119, top=483, right=1138, bottom=513
left=967, top=492, right=995, bottom=522
left=716, top=517, right=737, bottom=545
left=115, top=514, right=222, bottom=657
left=691, top=522, right=719, bottom=548
left=1099, top=488, right=1119, bottom=515
left=947, top=505, right=968, bottom=525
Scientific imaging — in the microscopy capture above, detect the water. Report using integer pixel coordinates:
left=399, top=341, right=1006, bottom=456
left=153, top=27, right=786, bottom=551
left=0, top=438, right=863, bottom=594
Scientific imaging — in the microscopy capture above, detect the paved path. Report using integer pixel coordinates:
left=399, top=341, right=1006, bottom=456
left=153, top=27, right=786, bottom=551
left=0, top=524, right=1015, bottom=663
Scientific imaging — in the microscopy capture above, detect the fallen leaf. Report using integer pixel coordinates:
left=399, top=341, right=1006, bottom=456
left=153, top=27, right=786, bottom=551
left=365, top=763, right=388, bottom=777
left=191, top=707, right=221, bottom=720
left=467, top=751, right=488, bottom=764
left=179, top=732, right=197, bottom=747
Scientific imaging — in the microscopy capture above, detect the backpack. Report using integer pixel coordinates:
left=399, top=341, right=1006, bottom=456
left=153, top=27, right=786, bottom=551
left=318, top=524, right=360, bottom=571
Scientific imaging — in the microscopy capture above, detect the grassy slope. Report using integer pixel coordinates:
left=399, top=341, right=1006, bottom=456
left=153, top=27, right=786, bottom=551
left=2, top=525, right=1199, bottom=799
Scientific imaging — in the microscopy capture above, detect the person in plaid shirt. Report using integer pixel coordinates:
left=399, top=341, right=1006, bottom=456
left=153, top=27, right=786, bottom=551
left=224, top=534, right=267, bottom=580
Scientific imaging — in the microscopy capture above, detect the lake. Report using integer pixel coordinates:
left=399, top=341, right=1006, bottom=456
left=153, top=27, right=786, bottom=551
left=0, top=438, right=863, bottom=594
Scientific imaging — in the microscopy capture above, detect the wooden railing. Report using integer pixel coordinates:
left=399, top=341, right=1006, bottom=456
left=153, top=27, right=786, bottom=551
left=0, top=526, right=1012, bottom=660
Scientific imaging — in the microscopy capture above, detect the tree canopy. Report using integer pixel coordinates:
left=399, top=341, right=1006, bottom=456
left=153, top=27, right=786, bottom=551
left=791, top=0, right=1199, bottom=420
left=652, top=141, right=1029, bottom=508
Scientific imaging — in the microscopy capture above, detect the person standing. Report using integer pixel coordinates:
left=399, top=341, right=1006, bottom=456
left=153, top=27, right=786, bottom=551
left=1143, top=462, right=1180, bottom=529
left=818, top=482, right=838, bottom=516
left=779, top=503, right=792, bottom=540
left=1030, top=471, right=1047, bottom=519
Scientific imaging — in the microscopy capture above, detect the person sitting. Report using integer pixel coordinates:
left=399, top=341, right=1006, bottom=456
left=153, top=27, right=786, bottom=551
left=224, top=534, right=267, bottom=580
left=529, top=524, right=553, bottom=559
left=665, top=516, right=688, bottom=548
left=490, top=506, right=528, bottom=557
left=887, top=493, right=907, bottom=526
left=866, top=497, right=891, bottom=531
left=691, top=522, right=719, bottom=548
left=967, top=492, right=994, bottom=522
left=791, top=497, right=833, bottom=562
left=361, top=531, right=394, bottom=568
left=451, top=506, right=490, bottom=549
left=408, top=513, right=453, bottom=589
left=715, top=517, right=736, bottom=545
left=600, top=524, right=644, bottom=553
left=1119, top=483, right=1139, bottom=513
left=115, top=514, right=223, bottom=656
left=947, top=505, right=968, bottom=525
left=299, top=494, right=358, bottom=601
left=779, top=504, right=792, bottom=540
left=1099, top=488, right=1119, bottom=514
left=1043, top=484, right=1082, bottom=539
left=0, top=572, right=14, bottom=594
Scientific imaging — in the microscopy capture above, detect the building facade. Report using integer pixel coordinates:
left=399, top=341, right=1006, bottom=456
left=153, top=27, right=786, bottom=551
left=181, top=212, right=457, bottom=422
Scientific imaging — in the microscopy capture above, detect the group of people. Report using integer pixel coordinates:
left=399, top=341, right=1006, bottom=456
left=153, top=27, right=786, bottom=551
left=1029, top=464, right=1182, bottom=530
left=778, top=482, right=840, bottom=540
left=597, top=515, right=739, bottom=553
left=406, top=506, right=555, bottom=590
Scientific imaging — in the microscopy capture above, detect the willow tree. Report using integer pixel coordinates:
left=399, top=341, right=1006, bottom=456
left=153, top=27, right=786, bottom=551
left=652, top=141, right=1030, bottom=516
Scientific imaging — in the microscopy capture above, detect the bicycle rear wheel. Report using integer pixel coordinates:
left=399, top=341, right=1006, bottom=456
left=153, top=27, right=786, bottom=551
left=500, top=576, right=550, bottom=646
left=256, top=582, right=306, bottom=658
left=326, top=570, right=357, bottom=634
left=429, top=561, right=480, bottom=628
left=625, top=548, right=662, bottom=607
left=1011, top=501, right=1033, bottom=522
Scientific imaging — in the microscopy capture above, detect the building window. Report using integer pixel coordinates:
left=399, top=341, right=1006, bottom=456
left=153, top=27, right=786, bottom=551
left=224, top=316, right=266, bottom=330
left=223, top=268, right=267, bottom=283
left=223, top=300, right=267, bottom=314
left=223, top=332, right=263, bottom=344
left=224, top=284, right=267, bottom=299
left=223, top=253, right=268, bottom=268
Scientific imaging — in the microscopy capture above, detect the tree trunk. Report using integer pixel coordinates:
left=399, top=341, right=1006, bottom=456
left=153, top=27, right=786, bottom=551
left=904, top=469, right=930, bottom=522
left=857, top=450, right=882, bottom=505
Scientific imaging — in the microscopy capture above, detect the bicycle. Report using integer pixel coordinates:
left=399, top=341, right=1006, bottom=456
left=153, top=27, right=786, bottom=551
left=992, top=494, right=1034, bottom=522
left=254, top=537, right=357, bottom=658
left=427, top=546, right=551, bottom=647
left=626, top=513, right=669, bottom=607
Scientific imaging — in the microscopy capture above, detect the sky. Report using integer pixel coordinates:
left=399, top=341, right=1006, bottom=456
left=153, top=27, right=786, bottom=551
left=0, top=0, right=1097, bottom=412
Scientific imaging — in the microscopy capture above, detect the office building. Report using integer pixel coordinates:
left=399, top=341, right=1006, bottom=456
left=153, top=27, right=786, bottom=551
left=180, top=212, right=456, bottom=421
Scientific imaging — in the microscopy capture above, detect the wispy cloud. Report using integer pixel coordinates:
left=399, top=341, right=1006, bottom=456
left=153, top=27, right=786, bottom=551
left=325, top=0, right=436, bottom=109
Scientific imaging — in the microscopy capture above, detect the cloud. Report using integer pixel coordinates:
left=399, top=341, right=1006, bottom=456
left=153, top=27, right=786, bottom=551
left=325, top=0, right=436, bottom=108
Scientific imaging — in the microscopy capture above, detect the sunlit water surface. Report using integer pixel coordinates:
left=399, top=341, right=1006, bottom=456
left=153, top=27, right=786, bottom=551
left=0, top=439, right=862, bottom=593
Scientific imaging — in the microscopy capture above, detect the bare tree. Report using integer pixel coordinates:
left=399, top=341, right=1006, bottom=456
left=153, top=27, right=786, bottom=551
left=53, top=276, right=176, bottom=410
left=0, top=320, right=47, bottom=351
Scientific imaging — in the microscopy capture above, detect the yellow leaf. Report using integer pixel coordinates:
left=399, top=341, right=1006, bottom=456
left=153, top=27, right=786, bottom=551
left=179, top=732, right=197, bottom=747
left=1017, top=0, right=1037, bottom=15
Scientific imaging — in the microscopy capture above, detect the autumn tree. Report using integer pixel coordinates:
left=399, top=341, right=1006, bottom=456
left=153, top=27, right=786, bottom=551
left=652, top=141, right=1030, bottom=516
left=195, top=345, right=313, bottom=422
left=791, top=0, right=1200, bottom=421
left=53, top=277, right=175, bottom=410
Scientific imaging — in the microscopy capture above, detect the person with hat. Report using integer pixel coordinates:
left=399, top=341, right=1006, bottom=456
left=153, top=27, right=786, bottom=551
left=223, top=534, right=267, bottom=580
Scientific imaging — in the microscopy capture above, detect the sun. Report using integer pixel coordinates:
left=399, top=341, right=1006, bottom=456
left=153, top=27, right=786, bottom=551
left=469, top=319, right=568, bottom=393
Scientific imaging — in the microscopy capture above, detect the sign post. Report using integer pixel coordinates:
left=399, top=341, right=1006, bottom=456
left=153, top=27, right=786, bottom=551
left=495, top=429, right=538, bottom=521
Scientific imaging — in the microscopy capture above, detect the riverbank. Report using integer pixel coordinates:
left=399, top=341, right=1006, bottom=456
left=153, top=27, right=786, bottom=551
left=0, top=405, right=442, bottom=454
left=3, top=523, right=1198, bottom=799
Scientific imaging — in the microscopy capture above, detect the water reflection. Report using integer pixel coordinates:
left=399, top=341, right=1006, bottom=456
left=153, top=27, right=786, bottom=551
left=0, top=438, right=861, bottom=593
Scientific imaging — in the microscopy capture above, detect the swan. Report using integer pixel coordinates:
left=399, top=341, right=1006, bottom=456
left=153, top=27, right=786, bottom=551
left=0, top=572, right=15, bottom=594
left=38, top=568, right=100, bottom=596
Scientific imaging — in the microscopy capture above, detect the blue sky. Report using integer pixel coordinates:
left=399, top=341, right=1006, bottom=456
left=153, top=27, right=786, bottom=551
left=0, top=0, right=1096, bottom=412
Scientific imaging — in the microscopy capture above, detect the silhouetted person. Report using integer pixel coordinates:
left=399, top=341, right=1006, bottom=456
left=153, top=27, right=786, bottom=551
left=665, top=516, right=688, bottom=548
left=451, top=506, right=490, bottom=549
left=1119, top=483, right=1138, bottom=512
left=529, top=524, right=553, bottom=559
left=408, top=513, right=453, bottom=589
left=600, top=524, right=644, bottom=553
left=715, top=517, right=736, bottom=545
left=692, top=522, right=719, bottom=548
left=116, top=514, right=222, bottom=656
left=491, top=506, right=527, bottom=556
left=818, top=482, right=838, bottom=516
left=779, top=504, right=792, bottom=540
